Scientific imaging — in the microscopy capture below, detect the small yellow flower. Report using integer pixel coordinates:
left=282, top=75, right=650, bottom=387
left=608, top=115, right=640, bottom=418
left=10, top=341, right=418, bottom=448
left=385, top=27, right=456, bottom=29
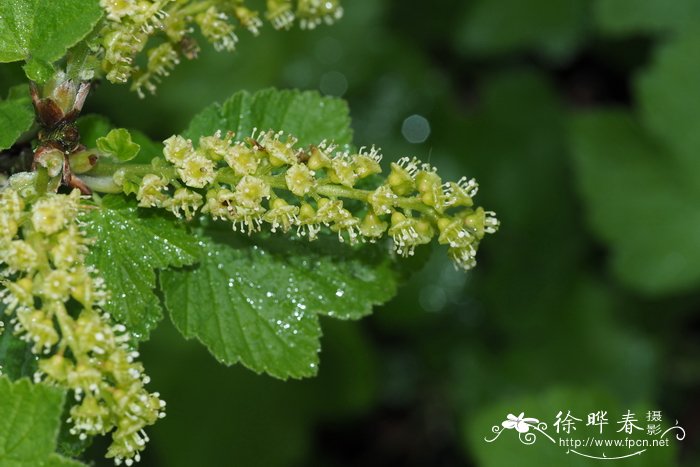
left=225, top=143, right=261, bottom=175
left=234, top=175, right=270, bottom=210
left=165, top=188, right=203, bottom=220
left=285, top=164, right=316, bottom=196
left=178, top=153, right=216, bottom=188
left=163, top=135, right=194, bottom=166
left=32, top=197, right=70, bottom=234
left=137, top=174, right=169, bottom=207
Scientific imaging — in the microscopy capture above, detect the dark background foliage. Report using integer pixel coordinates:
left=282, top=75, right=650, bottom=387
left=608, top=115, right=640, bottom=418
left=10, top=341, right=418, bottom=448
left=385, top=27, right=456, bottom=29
left=74, top=0, right=700, bottom=465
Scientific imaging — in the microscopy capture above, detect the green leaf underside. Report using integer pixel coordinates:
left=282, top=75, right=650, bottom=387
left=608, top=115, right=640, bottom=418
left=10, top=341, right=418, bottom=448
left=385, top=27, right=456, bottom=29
left=0, top=94, right=34, bottom=151
left=570, top=110, right=700, bottom=294
left=183, top=88, right=353, bottom=147
left=0, top=0, right=102, bottom=77
left=160, top=234, right=398, bottom=380
left=0, top=377, right=83, bottom=466
left=83, top=196, right=201, bottom=340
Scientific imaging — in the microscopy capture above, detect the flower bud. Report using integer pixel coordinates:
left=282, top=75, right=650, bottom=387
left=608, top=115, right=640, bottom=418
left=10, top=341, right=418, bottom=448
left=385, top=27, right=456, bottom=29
left=69, top=150, right=98, bottom=174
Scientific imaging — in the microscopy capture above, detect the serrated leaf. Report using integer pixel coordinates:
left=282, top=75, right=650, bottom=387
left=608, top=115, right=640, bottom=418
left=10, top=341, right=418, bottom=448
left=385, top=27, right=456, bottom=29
left=0, top=0, right=102, bottom=81
left=160, top=235, right=398, bottom=379
left=83, top=196, right=201, bottom=340
left=77, top=115, right=162, bottom=164
left=594, top=0, right=700, bottom=35
left=0, top=376, right=83, bottom=466
left=570, top=110, right=700, bottom=294
left=456, top=0, right=587, bottom=60
left=0, top=94, right=34, bottom=150
left=184, top=88, right=353, bottom=146
left=96, top=128, right=140, bottom=162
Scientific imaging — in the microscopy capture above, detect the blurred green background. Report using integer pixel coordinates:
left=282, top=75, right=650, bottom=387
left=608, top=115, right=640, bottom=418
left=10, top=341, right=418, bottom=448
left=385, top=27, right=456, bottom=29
left=78, top=0, right=700, bottom=465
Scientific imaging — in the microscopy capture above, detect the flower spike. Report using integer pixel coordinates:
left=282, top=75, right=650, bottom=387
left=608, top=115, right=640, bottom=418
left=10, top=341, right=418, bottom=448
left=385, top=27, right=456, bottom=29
left=123, top=129, right=498, bottom=270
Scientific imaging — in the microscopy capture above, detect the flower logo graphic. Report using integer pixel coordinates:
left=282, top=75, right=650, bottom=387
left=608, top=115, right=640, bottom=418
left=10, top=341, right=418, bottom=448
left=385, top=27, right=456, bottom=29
left=502, top=413, right=540, bottom=433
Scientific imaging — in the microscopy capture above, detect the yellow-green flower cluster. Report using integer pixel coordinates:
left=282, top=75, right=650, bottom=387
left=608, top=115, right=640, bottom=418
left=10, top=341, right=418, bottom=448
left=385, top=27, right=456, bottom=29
left=99, top=0, right=344, bottom=96
left=0, top=186, right=164, bottom=466
left=124, top=129, right=498, bottom=271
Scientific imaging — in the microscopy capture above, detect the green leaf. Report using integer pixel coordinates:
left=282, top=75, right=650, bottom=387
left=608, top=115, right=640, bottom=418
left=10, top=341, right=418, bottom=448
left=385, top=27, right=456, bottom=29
left=570, top=110, right=700, bottom=294
left=160, top=235, right=398, bottom=379
left=82, top=196, right=201, bottom=340
left=96, top=128, right=141, bottom=162
left=44, top=454, right=84, bottom=467
left=77, top=115, right=162, bottom=164
left=637, top=28, right=700, bottom=182
left=0, top=93, right=34, bottom=151
left=455, top=0, right=588, bottom=61
left=0, top=376, right=84, bottom=466
left=0, top=0, right=102, bottom=81
left=594, top=0, right=700, bottom=35
left=184, top=88, right=353, bottom=147
left=22, top=58, right=54, bottom=84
